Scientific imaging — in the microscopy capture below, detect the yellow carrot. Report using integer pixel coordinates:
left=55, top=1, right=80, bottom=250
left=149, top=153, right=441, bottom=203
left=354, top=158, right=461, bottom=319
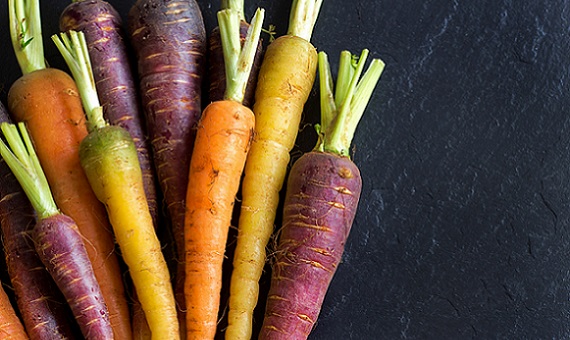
left=226, top=1, right=322, bottom=339
left=53, top=30, right=178, bottom=339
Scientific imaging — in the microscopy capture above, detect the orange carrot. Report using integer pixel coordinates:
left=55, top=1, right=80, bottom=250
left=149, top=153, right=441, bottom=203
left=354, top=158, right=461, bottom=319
left=184, top=8, right=263, bottom=339
left=7, top=0, right=131, bottom=338
left=0, top=281, right=28, bottom=340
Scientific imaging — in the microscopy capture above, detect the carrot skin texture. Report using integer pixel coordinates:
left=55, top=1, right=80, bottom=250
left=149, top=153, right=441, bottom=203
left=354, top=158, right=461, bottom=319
left=227, top=35, right=317, bottom=338
left=0, top=105, right=76, bottom=340
left=184, top=100, right=254, bottom=339
left=7, top=68, right=129, bottom=340
left=260, top=152, right=362, bottom=340
left=128, top=0, right=207, bottom=328
left=0, top=281, right=28, bottom=340
left=34, top=214, right=113, bottom=340
left=80, top=126, right=179, bottom=339
left=60, top=0, right=159, bottom=233
left=207, top=22, right=263, bottom=107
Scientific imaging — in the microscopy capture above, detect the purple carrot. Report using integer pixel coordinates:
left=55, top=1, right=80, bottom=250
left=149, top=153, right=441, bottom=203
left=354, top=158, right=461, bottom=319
left=207, top=0, right=263, bottom=107
left=0, top=103, right=76, bottom=340
left=59, top=0, right=159, bottom=229
left=0, top=122, right=114, bottom=340
left=260, top=50, right=385, bottom=339
left=127, top=0, right=207, bottom=333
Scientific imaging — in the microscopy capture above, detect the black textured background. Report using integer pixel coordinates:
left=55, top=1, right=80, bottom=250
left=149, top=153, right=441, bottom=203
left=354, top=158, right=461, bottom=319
left=2, top=0, right=570, bottom=339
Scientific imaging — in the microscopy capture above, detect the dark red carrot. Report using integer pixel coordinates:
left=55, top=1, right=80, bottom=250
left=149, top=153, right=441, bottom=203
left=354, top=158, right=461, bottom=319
left=0, top=103, right=76, bottom=340
left=59, top=0, right=159, bottom=230
left=207, top=0, right=263, bottom=107
left=0, top=123, right=114, bottom=340
left=128, top=0, right=207, bottom=333
left=260, top=49, right=385, bottom=339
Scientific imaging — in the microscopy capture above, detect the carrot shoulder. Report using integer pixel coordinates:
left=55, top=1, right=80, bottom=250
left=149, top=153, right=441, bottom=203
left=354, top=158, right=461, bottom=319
left=184, top=8, right=263, bottom=339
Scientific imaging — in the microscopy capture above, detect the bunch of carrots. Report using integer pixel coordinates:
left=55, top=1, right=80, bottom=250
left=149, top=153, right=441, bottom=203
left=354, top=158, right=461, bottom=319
left=0, top=0, right=386, bottom=339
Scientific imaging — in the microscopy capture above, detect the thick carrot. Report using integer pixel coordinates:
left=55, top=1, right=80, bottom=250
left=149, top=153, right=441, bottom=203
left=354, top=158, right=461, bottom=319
left=0, top=122, right=114, bottom=339
left=207, top=0, right=263, bottom=107
left=53, top=30, right=178, bottom=339
left=0, top=280, right=28, bottom=339
left=127, top=1, right=207, bottom=330
left=59, top=0, right=159, bottom=230
left=226, top=1, right=322, bottom=339
left=184, top=8, right=263, bottom=339
left=260, top=50, right=385, bottom=339
left=6, top=1, right=130, bottom=338
left=0, top=103, right=76, bottom=340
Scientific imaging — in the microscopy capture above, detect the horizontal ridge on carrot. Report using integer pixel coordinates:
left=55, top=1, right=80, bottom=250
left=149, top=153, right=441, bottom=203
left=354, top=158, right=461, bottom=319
left=0, top=122, right=113, bottom=339
left=53, top=30, right=179, bottom=340
left=7, top=0, right=129, bottom=334
left=259, top=49, right=385, bottom=339
left=184, top=7, right=264, bottom=339
left=0, top=103, right=76, bottom=340
left=226, top=1, right=322, bottom=339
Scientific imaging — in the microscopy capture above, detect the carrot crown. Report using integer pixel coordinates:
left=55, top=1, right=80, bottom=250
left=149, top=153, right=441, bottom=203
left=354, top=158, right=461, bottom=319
left=52, top=30, right=107, bottom=133
left=221, top=0, right=245, bottom=21
left=315, top=49, right=386, bottom=157
left=8, top=0, right=46, bottom=74
left=218, top=7, right=265, bottom=103
left=287, top=0, right=323, bottom=41
left=0, top=123, right=59, bottom=219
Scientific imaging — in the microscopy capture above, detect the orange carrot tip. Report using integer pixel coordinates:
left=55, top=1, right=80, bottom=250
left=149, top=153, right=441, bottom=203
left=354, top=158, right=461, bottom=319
left=0, top=122, right=113, bottom=339
left=53, top=29, right=179, bottom=339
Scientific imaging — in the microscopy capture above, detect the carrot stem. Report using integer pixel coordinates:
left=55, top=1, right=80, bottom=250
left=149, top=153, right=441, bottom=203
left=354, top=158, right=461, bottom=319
left=52, top=30, right=107, bottom=132
left=0, top=123, right=58, bottom=219
left=318, top=49, right=386, bottom=156
left=8, top=0, right=46, bottom=74
left=287, top=0, right=323, bottom=41
left=221, top=0, right=245, bottom=21
left=218, top=8, right=265, bottom=103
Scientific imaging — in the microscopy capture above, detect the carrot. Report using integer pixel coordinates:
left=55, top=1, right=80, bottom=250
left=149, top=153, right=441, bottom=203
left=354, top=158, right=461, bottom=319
left=207, top=0, right=263, bottom=107
left=183, top=8, right=264, bottom=339
left=52, top=30, right=179, bottom=340
left=260, top=49, right=385, bottom=339
left=7, top=1, right=131, bottom=338
left=0, top=103, right=76, bottom=340
left=127, top=1, right=207, bottom=331
left=0, top=122, right=114, bottom=339
left=0, top=280, right=28, bottom=340
left=59, top=0, right=159, bottom=231
left=226, top=1, right=322, bottom=339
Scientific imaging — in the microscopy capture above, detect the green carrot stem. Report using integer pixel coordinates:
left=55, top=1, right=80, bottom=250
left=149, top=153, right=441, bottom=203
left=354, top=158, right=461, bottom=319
left=0, top=123, right=58, bottom=219
left=52, top=30, right=107, bottom=132
left=8, top=0, right=46, bottom=74
left=218, top=8, right=265, bottom=104
left=318, top=49, right=386, bottom=157
left=288, top=0, right=323, bottom=41
left=334, top=51, right=356, bottom=109
left=315, top=51, right=336, bottom=152
left=221, top=0, right=245, bottom=21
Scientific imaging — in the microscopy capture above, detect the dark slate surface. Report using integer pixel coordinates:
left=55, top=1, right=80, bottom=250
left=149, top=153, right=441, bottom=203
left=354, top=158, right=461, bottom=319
left=1, top=0, right=570, bottom=339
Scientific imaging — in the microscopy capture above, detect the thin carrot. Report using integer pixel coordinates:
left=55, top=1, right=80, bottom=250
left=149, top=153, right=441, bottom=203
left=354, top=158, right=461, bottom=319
left=53, top=30, right=178, bottom=339
left=226, top=1, right=322, bottom=339
left=0, top=122, right=113, bottom=339
left=0, top=103, right=76, bottom=339
left=184, top=8, right=264, bottom=339
left=6, top=0, right=130, bottom=338
left=0, top=281, right=28, bottom=340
